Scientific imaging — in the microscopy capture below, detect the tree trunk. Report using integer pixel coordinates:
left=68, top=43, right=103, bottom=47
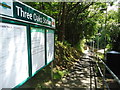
left=58, top=2, right=66, bottom=41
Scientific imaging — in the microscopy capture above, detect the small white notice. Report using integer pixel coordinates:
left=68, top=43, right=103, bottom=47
left=0, top=0, right=13, bottom=17
left=31, top=27, right=45, bottom=75
left=0, top=23, right=29, bottom=89
left=46, top=30, right=54, bottom=64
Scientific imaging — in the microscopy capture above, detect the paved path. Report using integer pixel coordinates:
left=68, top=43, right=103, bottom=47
left=20, top=50, right=102, bottom=89
left=54, top=54, right=99, bottom=89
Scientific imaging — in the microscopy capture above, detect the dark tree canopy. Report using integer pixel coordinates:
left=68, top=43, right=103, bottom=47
left=25, top=2, right=119, bottom=51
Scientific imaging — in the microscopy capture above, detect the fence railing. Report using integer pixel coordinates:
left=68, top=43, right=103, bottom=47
left=89, top=55, right=120, bottom=90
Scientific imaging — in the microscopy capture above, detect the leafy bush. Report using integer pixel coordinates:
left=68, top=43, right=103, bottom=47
left=54, top=40, right=82, bottom=70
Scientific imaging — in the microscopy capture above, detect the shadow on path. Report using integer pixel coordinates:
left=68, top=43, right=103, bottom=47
left=54, top=54, right=96, bottom=89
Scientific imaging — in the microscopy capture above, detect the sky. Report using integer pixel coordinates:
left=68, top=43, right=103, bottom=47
left=107, top=1, right=119, bottom=11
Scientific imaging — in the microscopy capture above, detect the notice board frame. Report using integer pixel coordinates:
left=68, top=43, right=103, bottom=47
left=0, top=10, right=55, bottom=89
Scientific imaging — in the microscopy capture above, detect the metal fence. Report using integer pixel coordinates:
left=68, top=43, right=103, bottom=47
left=89, top=54, right=120, bottom=90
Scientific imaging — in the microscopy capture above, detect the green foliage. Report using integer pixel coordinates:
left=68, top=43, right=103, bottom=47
left=25, top=2, right=119, bottom=51
left=95, top=10, right=119, bottom=51
left=25, top=2, right=96, bottom=46
left=55, top=40, right=82, bottom=70
left=53, top=70, right=68, bottom=80
left=75, top=38, right=86, bottom=53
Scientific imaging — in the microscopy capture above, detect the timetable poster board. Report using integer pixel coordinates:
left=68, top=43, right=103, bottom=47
left=31, top=27, right=45, bottom=75
left=0, top=23, right=29, bottom=89
left=46, top=30, right=54, bottom=64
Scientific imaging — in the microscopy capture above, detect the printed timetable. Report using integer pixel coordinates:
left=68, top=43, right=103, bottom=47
left=0, top=23, right=28, bottom=89
left=31, top=27, right=45, bottom=75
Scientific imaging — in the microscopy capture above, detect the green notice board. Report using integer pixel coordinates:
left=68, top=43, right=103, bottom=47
left=0, top=0, right=55, bottom=89
left=31, top=27, right=45, bottom=76
left=46, top=29, right=54, bottom=64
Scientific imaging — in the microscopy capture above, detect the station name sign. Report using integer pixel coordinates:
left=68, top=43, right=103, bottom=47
left=0, top=0, right=55, bottom=28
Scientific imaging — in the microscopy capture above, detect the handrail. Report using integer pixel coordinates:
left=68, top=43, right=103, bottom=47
left=99, top=58, right=120, bottom=85
left=96, top=61, right=110, bottom=90
left=89, top=54, right=120, bottom=89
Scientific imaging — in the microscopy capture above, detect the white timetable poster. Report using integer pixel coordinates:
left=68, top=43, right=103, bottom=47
left=46, top=30, right=54, bottom=64
left=31, top=27, right=45, bottom=75
left=0, top=23, right=29, bottom=89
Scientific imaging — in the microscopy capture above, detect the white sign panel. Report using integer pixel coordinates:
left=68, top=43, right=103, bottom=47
left=46, top=30, right=54, bottom=64
left=0, top=0, right=13, bottom=17
left=0, top=23, right=29, bottom=89
left=31, top=27, right=45, bottom=75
